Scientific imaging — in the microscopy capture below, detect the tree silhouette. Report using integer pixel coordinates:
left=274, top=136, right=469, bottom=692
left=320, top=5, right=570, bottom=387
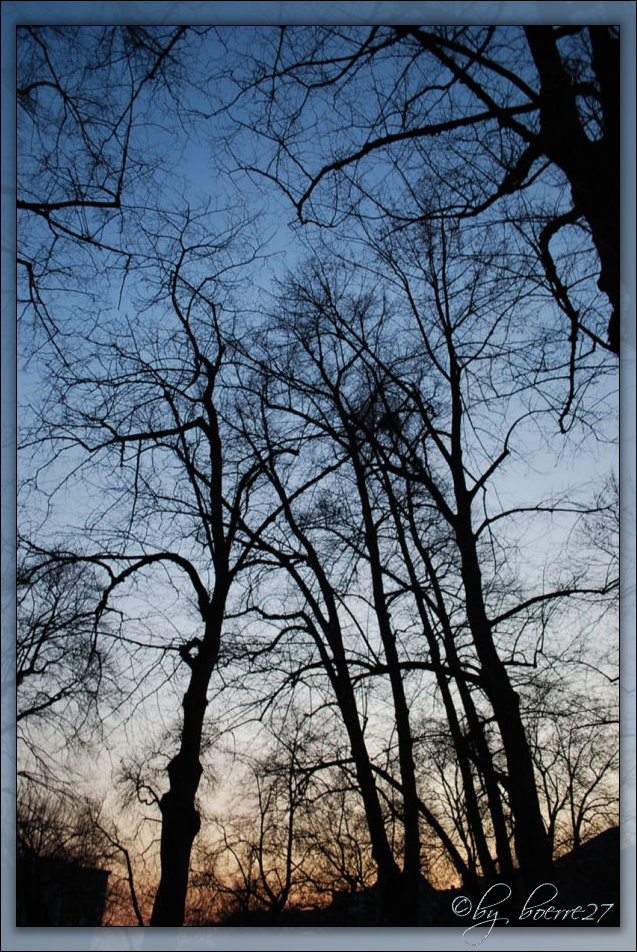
left=16, top=22, right=620, bottom=927
left=231, top=225, right=617, bottom=904
left=224, top=25, right=620, bottom=354
left=19, top=203, right=275, bottom=924
left=17, top=25, right=195, bottom=355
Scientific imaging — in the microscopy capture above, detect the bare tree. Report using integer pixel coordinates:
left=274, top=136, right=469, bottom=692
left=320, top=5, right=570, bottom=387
left=224, top=258, right=494, bottom=912
left=16, top=783, right=108, bottom=926
left=375, top=217, right=618, bottom=871
left=236, top=224, right=617, bottom=897
left=192, top=717, right=320, bottom=924
left=525, top=670, right=619, bottom=856
left=223, top=25, right=619, bottom=354
left=83, top=800, right=146, bottom=927
left=15, top=537, right=125, bottom=797
left=16, top=23, right=619, bottom=929
left=16, top=780, right=152, bottom=926
left=17, top=782, right=101, bottom=867
left=17, top=543, right=106, bottom=725
left=19, top=205, right=274, bottom=924
left=16, top=26, right=216, bottom=359
left=223, top=432, right=426, bottom=924
left=300, top=780, right=377, bottom=902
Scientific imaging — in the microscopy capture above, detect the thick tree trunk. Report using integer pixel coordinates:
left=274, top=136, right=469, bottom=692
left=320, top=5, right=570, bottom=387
left=454, top=510, right=553, bottom=888
left=443, top=335, right=552, bottom=889
left=525, top=26, right=619, bottom=354
left=150, top=611, right=223, bottom=926
left=150, top=754, right=202, bottom=926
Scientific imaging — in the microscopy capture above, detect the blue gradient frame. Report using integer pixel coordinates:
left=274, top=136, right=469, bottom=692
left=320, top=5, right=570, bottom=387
left=2, top=3, right=634, bottom=950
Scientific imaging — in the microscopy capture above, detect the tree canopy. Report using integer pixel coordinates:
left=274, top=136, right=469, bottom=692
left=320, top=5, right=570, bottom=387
left=11, top=16, right=624, bottom=930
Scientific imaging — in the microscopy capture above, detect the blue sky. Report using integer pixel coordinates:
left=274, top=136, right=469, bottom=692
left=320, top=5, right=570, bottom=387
left=3, top=5, right=635, bottom=950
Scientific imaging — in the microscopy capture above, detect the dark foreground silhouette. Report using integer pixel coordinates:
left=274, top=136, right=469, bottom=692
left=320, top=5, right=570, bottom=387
left=217, top=826, right=620, bottom=928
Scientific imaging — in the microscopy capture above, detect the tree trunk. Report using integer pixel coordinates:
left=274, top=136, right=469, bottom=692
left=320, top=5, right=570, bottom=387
left=525, top=26, right=619, bottom=353
left=444, top=336, right=552, bottom=888
left=349, top=443, right=422, bottom=925
left=388, top=480, right=498, bottom=882
left=340, top=687, right=405, bottom=923
left=324, top=628, right=406, bottom=924
left=150, top=612, right=223, bottom=926
left=402, top=485, right=516, bottom=882
left=454, top=511, right=553, bottom=887
left=270, top=478, right=409, bottom=926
